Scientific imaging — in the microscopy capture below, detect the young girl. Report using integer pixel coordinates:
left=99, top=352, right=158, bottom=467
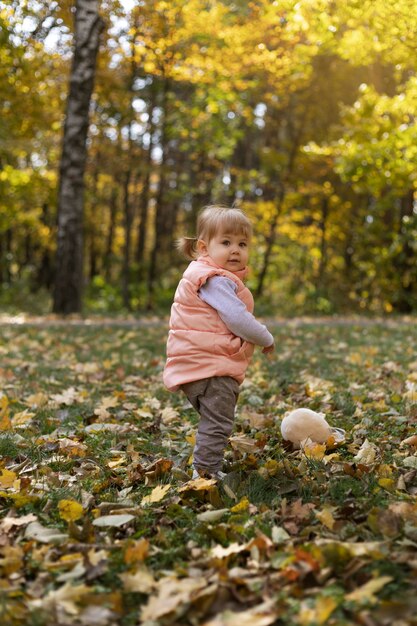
left=163, top=206, right=274, bottom=480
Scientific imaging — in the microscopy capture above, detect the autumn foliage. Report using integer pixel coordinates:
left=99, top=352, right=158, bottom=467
left=1, top=0, right=417, bottom=313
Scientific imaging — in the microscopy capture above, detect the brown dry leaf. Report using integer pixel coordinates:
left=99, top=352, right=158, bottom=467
left=29, top=582, right=91, bottom=615
left=160, top=406, right=179, bottom=424
left=58, top=438, right=88, bottom=458
left=119, top=568, right=155, bottom=593
left=25, top=392, right=49, bottom=408
left=0, top=512, right=37, bottom=532
left=124, top=538, right=150, bottom=565
left=401, top=434, right=417, bottom=447
left=289, top=499, right=315, bottom=521
left=345, top=576, right=393, bottom=604
left=202, top=599, right=279, bottom=626
left=11, top=409, right=35, bottom=427
left=141, top=576, right=207, bottom=621
left=210, top=543, right=246, bottom=559
left=241, top=410, right=269, bottom=430
left=0, top=545, right=24, bottom=575
left=229, top=435, right=258, bottom=453
left=144, top=458, right=173, bottom=480
left=389, top=501, right=417, bottom=523
left=316, top=506, right=336, bottom=530
left=353, top=439, right=378, bottom=465
left=51, top=387, right=82, bottom=406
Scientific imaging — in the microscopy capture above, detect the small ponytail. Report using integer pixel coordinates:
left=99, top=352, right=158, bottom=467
left=176, top=236, right=198, bottom=260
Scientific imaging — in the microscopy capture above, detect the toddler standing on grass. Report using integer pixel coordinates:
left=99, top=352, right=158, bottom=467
left=163, top=206, right=274, bottom=480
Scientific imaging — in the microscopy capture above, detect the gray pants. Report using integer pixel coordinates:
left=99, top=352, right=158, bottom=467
left=181, top=376, right=240, bottom=473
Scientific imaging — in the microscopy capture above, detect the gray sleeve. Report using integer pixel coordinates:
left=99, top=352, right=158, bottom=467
left=198, top=276, right=274, bottom=347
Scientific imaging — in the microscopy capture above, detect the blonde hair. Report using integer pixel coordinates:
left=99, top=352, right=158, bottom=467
left=176, top=205, right=252, bottom=260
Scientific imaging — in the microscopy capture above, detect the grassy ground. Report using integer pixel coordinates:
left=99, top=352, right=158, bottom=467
left=1, top=319, right=417, bottom=625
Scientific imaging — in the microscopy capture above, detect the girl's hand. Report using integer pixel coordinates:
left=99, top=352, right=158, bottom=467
left=262, top=343, right=275, bottom=354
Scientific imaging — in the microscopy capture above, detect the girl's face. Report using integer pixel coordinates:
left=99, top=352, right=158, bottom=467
left=198, top=230, right=249, bottom=271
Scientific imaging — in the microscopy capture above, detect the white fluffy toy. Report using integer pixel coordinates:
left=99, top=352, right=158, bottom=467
left=281, top=408, right=345, bottom=449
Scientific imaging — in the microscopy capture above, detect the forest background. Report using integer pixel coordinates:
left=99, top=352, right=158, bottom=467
left=1, top=0, right=417, bottom=317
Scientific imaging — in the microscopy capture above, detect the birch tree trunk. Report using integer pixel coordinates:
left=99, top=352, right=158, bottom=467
left=53, top=0, right=103, bottom=313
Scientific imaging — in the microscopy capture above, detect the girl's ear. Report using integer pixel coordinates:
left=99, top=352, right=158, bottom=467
left=197, top=239, right=208, bottom=255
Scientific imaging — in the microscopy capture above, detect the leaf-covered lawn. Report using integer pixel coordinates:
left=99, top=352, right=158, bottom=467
left=1, top=319, right=417, bottom=625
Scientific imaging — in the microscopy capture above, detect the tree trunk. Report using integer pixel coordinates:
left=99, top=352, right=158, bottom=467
left=136, top=89, right=157, bottom=271
left=53, top=0, right=104, bottom=314
left=395, top=189, right=415, bottom=313
left=147, top=78, right=169, bottom=309
left=104, top=187, right=117, bottom=283
left=256, top=186, right=285, bottom=298
left=316, top=196, right=329, bottom=290
left=122, top=169, right=134, bottom=310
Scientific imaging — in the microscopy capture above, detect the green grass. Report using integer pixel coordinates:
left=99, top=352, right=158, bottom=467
left=1, top=318, right=417, bottom=624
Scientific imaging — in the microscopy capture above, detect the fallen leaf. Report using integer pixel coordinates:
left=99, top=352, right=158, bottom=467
left=58, top=499, right=84, bottom=522
left=25, top=521, right=69, bottom=544
left=11, top=409, right=35, bottom=427
left=316, top=506, right=336, bottom=530
left=202, top=599, right=279, bottom=626
left=141, top=576, right=208, bottom=621
left=29, top=582, right=91, bottom=615
left=298, top=596, right=338, bottom=625
left=178, top=477, right=217, bottom=493
left=92, top=514, right=135, bottom=528
left=0, top=469, right=18, bottom=489
left=303, top=441, right=326, bottom=460
left=229, top=435, right=258, bottom=453
left=58, top=437, right=88, bottom=458
left=197, top=509, right=229, bottom=522
left=160, top=407, right=179, bottom=424
left=141, top=483, right=171, bottom=505
left=0, top=513, right=37, bottom=532
left=353, top=439, right=378, bottom=465
left=51, top=387, right=82, bottom=405
left=271, top=526, right=290, bottom=544
left=0, top=395, right=11, bottom=431
left=400, top=434, right=417, bottom=447
left=210, top=543, right=245, bottom=559
left=403, top=456, right=417, bottom=469
left=119, top=568, right=155, bottom=593
left=124, top=538, right=150, bottom=564
left=345, top=576, right=393, bottom=604
left=25, top=392, right=48, bottom=407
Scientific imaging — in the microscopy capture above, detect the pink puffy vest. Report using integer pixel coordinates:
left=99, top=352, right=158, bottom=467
left=163, top=256, right=255, bottom=391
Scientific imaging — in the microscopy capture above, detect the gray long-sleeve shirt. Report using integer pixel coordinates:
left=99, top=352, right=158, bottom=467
left=198, top=275, right=274, bottom=347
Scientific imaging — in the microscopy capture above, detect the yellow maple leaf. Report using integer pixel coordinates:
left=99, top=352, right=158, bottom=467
left=316, top=506, right=336, bottom=530
left=304, top=442, right=326, bottom=460
left=58, top=499, right=84, bottom=522
left=299, top=596, right=338, bottom=625
left=11, top=410, right=35, bottom=427
left=141, top=484, right=171, bottom=505
left=25, top=392, right=48, bottom=408
left=178, top=477, right=217, bottom=493
left=231, top=496, right=250, bottom=513
left=0, top=469, right=18, bottom=489
left=124, top=538, right=150, bottom=565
